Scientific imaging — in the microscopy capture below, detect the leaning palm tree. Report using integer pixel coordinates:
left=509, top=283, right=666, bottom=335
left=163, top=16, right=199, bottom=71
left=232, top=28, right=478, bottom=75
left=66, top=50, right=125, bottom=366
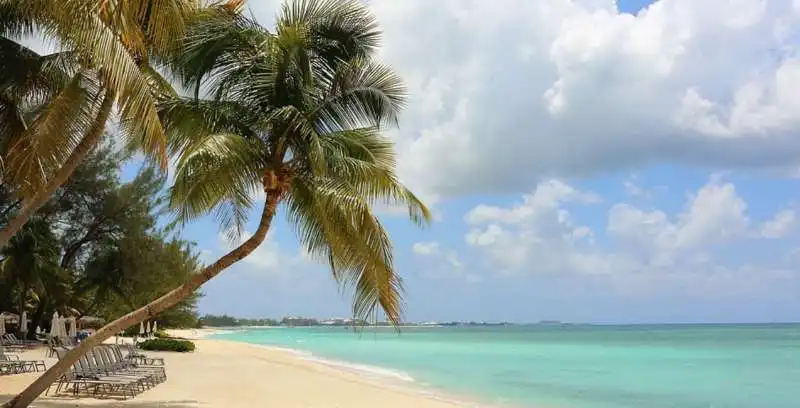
left=1, top=1, right=428, bottom=407
left=0, top=0, right=196, bottom=249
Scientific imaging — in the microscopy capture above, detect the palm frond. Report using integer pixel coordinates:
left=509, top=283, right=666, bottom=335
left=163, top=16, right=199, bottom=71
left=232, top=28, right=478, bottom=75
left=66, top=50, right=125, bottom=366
left=0, top=38, right=78, bottom=109
left=286, top=175, right=403, bottom=324
left=169, top=132, right=267, bottom=239
left=3, top=70, right=103, bottom=198
left=19, top=0, right=170, bottom=168
left=319, top=128, right=430, bottom=226
left=170, top=7, right=274, bottom=101
left=312, top=57, right=407, bottom=131
left=0, top=1, right=37, bottom=38
left=158, top=97, right=260, bottom=156
left=278, top=0, right=381, bottom=64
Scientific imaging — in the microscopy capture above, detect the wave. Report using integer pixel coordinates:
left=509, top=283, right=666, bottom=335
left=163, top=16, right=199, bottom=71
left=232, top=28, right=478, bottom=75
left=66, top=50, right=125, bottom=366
left=251, top=344, right=415, bottom=383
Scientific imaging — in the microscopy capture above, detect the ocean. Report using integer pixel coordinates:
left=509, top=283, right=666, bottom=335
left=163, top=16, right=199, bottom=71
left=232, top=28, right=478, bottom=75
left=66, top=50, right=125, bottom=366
left=213, top=324, right=800, bottom=408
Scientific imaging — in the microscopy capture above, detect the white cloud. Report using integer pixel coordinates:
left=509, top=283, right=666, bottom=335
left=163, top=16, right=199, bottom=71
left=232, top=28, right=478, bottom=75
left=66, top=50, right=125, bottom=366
left=215, top=229, right=307, bottom=276
left=465, top=177, right=798, bottom=296
left=412, top=241, right=441, bottom=256
left=758, top=209, right=797, bottom=238
left=345, top=0, right=800, bottom=198
left=465, top=179, right=600, bottom=274
left=409, top=242, right=475, bottom=282
left=444, top=251, right=463, bottom=269
left=607, top=176, right=749, bottom=260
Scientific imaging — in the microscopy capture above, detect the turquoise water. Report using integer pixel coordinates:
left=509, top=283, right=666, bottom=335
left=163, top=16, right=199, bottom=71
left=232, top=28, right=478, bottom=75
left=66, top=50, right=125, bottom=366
left=214, top=324, right=800, bottom=408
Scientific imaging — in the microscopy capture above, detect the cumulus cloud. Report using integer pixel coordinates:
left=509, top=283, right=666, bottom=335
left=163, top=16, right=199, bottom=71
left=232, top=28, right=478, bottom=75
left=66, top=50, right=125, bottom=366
left=409, top=241, right=475, bottom=282
left=465, top=180, right=600, bottom=274
left=355, top=0, right=800, bottom=198
left=607, top=176, right=750, bottom=261
left=215, top=229, right=308, bottom=276
left=412, top=241, right=441, bottom=256
left=758, top=209, right=798, bottom=238
left=465, top=177, right=799, bottom=296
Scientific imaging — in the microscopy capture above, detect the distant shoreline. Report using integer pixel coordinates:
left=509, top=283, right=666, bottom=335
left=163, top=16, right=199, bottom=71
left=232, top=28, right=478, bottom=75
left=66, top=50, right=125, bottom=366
left=194, top=321, right=800, bottom=330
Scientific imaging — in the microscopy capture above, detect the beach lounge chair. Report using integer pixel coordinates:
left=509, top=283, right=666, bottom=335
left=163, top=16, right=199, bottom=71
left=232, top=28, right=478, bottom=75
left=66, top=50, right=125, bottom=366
left=83, top=349, right=157, bottom=389
left=1, top=334, right=40, bottom=352
left=97, top=346, right=166, bottom=382
left=0, top=345, right=46, bottom=372
left=3, top=333, right=40, bottom=345
left=49, top=348, right=144, bottom=399
left=0, top=349, right=27, bottom=375
left=120, top=343, right=164, bottom=366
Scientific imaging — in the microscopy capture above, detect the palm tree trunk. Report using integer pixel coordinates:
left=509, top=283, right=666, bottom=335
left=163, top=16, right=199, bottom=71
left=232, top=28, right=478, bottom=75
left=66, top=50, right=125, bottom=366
left=1, top=194, right=280, bottom=408
left=0, top=91, right=115, bottom=250
left=30, top=297, right=49, bottom=340
left=17, top=283, right=27, bottom=337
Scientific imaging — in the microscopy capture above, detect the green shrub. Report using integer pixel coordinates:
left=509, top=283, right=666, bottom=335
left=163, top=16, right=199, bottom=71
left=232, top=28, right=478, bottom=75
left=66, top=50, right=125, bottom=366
left=122, top=325, right=140, bottom=337
left=153, top=330, right=169, bottom=338
left=138, top=338, right=195, bottom=352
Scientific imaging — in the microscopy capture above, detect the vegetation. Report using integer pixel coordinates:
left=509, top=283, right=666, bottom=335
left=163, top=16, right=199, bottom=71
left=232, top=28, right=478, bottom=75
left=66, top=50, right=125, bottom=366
left=1, top=0, right=428, bottom=406
left=0, top=0, right=193, bottom=249
left=138, top=338, right=196, bottom=353
left=153, top=330, right=170, bottom=339
left=199, top=314, right=280, bottom=327
left=0, top=143, right=202, bottom=334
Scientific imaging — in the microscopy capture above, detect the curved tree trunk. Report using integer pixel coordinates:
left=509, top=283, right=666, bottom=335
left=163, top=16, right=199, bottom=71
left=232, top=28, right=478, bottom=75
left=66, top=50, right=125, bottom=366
left=1, top=195, right=280, bottom=408
left=0, top=91, right=116, bottom=250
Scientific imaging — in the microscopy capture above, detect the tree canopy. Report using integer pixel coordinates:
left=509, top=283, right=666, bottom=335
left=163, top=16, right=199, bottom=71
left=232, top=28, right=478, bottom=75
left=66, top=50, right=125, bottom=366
left=0, top=141, right=201, bottom=334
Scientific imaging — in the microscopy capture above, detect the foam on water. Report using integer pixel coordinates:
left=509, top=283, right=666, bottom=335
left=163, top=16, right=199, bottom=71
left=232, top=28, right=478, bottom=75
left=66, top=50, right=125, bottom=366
left=251, top=342, right=415, bottom=383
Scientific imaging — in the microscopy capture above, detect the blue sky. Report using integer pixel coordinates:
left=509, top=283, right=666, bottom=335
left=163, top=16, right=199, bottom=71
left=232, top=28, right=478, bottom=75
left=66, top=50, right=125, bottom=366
left=124, top=0, right=800, bottom=323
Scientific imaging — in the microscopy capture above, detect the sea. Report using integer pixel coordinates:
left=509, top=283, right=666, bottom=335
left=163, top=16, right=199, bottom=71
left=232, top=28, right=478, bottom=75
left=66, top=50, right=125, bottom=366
left=213, top=324, right=800, bottom=408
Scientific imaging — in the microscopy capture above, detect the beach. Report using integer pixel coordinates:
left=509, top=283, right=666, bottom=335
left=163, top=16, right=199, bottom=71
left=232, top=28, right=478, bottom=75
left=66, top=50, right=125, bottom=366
left=0, top=330, right=465, bottom=408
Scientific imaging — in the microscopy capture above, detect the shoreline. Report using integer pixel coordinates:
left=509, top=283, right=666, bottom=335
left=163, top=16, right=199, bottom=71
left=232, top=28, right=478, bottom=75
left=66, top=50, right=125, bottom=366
left=181, top=328, right=494, bottom=408
left=217, top=340, right=491, bottom=408
left=0, top=332, right=487, bottom=408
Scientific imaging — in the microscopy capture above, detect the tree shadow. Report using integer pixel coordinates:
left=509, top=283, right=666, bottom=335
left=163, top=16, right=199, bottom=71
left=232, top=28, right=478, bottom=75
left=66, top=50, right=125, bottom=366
left=0, top=395, right=200, bottom=408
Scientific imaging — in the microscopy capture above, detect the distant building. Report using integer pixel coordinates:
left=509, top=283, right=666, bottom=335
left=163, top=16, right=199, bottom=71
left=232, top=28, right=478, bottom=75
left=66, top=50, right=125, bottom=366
left=280, top=316, right=319, bottom=327
left=319, top=318, right=368, bottom=326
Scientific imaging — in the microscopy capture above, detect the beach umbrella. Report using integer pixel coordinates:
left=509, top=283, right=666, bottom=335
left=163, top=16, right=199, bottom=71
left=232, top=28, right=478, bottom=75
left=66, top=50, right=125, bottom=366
left=20, top=311, right=27, bottom=333
left=50, top=312, right=60, bottom=338
left=59, top=316, right=68, bottom=339
left=139, top=322, right=145, bottom=335
left=153, top=321, right=158, bottom=333
left=146, top=321, right=151, bottom=337
left=68, top=317, right=77, bottom=338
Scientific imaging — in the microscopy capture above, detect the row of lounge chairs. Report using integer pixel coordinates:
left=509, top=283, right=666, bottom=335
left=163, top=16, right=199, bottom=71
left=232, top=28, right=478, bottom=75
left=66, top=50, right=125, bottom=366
left=49, top=344, right=166, bottom=400
left=1, top=333, right=41, bottom=348
left=0, top=345, right=47, bottom=375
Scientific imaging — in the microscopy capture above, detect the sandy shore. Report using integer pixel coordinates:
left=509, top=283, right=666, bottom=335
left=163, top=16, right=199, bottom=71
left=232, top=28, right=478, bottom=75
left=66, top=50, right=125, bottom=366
left=0, top=334, right=468, bottom=408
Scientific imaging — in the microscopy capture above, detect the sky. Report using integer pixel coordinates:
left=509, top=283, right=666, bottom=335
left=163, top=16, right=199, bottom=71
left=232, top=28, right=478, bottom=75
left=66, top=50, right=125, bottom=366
left=117, top=0, right=800, bottom=324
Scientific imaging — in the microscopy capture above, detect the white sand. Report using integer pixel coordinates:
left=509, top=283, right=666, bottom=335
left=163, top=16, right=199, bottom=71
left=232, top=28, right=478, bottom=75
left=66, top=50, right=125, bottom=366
left=0, top=336, right=471, bottom=408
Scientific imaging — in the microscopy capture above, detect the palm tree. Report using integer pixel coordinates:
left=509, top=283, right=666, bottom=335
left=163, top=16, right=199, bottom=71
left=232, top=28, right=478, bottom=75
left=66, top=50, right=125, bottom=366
left=0, top=0, right=196, bottom=249
left=2, top=1, right=429, bottom=406
left=0, top=218, right=61, bottom=335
